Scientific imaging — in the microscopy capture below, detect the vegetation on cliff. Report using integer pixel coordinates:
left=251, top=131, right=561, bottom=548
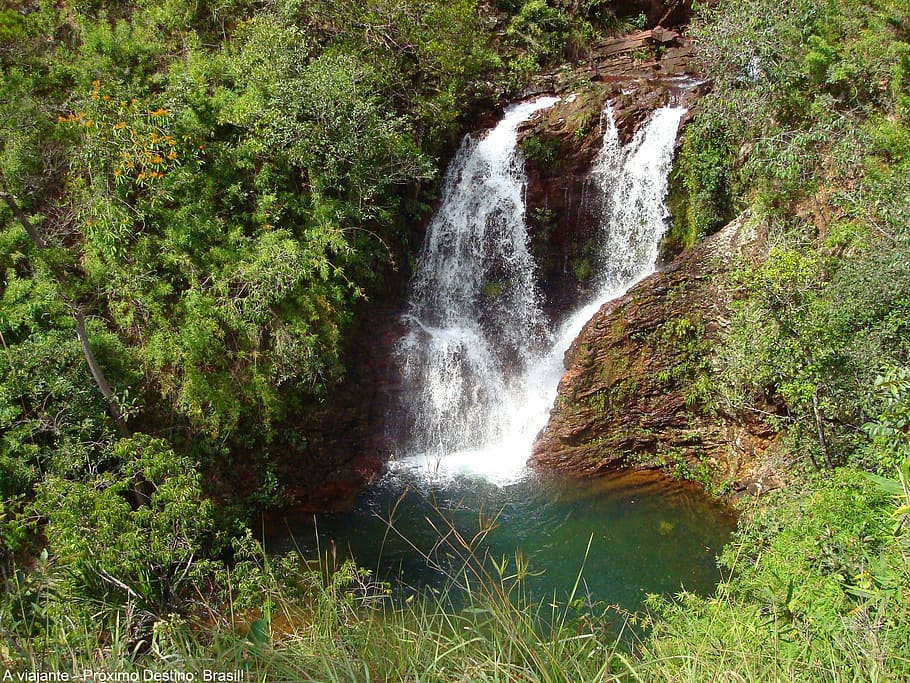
left=641, top=0, right=910, bottom=677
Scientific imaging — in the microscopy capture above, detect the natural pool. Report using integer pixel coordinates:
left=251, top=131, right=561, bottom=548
left=266, top=468, right=736, bottom=612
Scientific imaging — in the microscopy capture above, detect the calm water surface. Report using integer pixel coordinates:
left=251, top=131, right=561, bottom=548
left=267, top=468, right=736, bottom=612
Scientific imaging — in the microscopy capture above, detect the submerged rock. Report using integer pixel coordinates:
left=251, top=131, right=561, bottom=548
left=530, top=215, right=784, bottom=494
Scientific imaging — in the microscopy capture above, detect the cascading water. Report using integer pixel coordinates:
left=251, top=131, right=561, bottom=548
left=396, top=96, right=558, bottom=477
left=540, top=104, right=688, bottom=396
left=395, top=99, right=686, bottom=485
left=590, top=105, right=687, bottom=297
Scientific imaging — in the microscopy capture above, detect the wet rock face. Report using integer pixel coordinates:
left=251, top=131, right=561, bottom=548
left=271, top=300, right=407, bottom=513
left=529, top=216, right=783, bottom=492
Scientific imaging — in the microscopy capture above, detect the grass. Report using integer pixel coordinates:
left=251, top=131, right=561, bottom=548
left=2, top=559, right=622, bottom=682
left=2, top=500, right=623, bottom=682
left=4, top=469, right=909, bottom=682
left=8, top=559, right=906, bottom=682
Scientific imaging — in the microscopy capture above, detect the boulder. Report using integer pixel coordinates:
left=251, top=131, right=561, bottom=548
left=529, top=214, right=784, bottom=493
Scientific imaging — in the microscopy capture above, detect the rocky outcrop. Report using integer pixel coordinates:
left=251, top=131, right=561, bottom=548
left=529, top=215, right=784, bottom=494
left=516, top=25, right=707, bottom=315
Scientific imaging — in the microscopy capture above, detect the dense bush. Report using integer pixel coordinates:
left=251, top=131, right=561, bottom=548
left=673, top=0, right=910, bottom=471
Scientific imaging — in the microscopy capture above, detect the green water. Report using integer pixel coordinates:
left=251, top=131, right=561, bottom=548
left=268, top=468, right=736, bottom=612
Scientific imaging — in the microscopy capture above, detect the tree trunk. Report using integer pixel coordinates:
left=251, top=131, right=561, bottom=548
left=812, top=391, right=834, bottom=469
left=1, top=187, right=131, bottom=438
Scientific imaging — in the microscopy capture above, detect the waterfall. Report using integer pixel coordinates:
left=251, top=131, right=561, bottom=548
left=394, top=100, right=685, bottom=484
left=590, top=105, right=686, bottom=298
left=396, top=96, right=559, bottom=467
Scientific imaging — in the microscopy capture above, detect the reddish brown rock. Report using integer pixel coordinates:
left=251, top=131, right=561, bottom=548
left=529, top=215, right=784, bottom=493
left=276, top=301, right=407, bottom=512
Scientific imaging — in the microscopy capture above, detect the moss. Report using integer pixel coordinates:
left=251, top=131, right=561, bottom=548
left=585, top=390, right=608, bottom=415
left=481, top=279, right=509, bottom=299
left=570, top=255, right=592, bottom=282
left=660, top=163, right=697, bottom=262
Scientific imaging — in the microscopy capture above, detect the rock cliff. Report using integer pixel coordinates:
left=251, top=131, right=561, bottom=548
left=529, top=215, right=784, bottom=495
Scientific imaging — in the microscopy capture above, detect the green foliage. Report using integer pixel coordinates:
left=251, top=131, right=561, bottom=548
left=680, top=0, right=910, bottom=223
left=648, top=446, right=718, bottom=491
left=35, top=436, right=219, bottom=618
left=865, top=367, right=910, bottom=477
left=635, top=469, right=910, bottom=681
left=521, top=131, right=562, bottom=165
left=282, top=0, right=498, bottom=149
left=674, top=111, right=738, bottom=239
left=0, top=232, right=126, bottom=508
left=508, top=0, right=571, bottom=63
left=0, top=9, right=26, bottom=44
left=680, top=0, right=910, bottom=470
left=0, top=0, right=507, bottom=453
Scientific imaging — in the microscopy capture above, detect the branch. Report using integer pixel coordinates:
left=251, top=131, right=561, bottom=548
left=73, top=307, right=130, bottom=438
left=0, top=185, right=46, bottom=248
left=0, top=185, right=131, bottom=438
left=812, top=391, right=834, bottom=469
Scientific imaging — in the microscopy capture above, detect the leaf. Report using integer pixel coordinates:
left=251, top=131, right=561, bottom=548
left=892, top=504, right=910, bottom=518
left=862, top=472, right=905, bottom=496
left=247, top=613, right=270, bottom=648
